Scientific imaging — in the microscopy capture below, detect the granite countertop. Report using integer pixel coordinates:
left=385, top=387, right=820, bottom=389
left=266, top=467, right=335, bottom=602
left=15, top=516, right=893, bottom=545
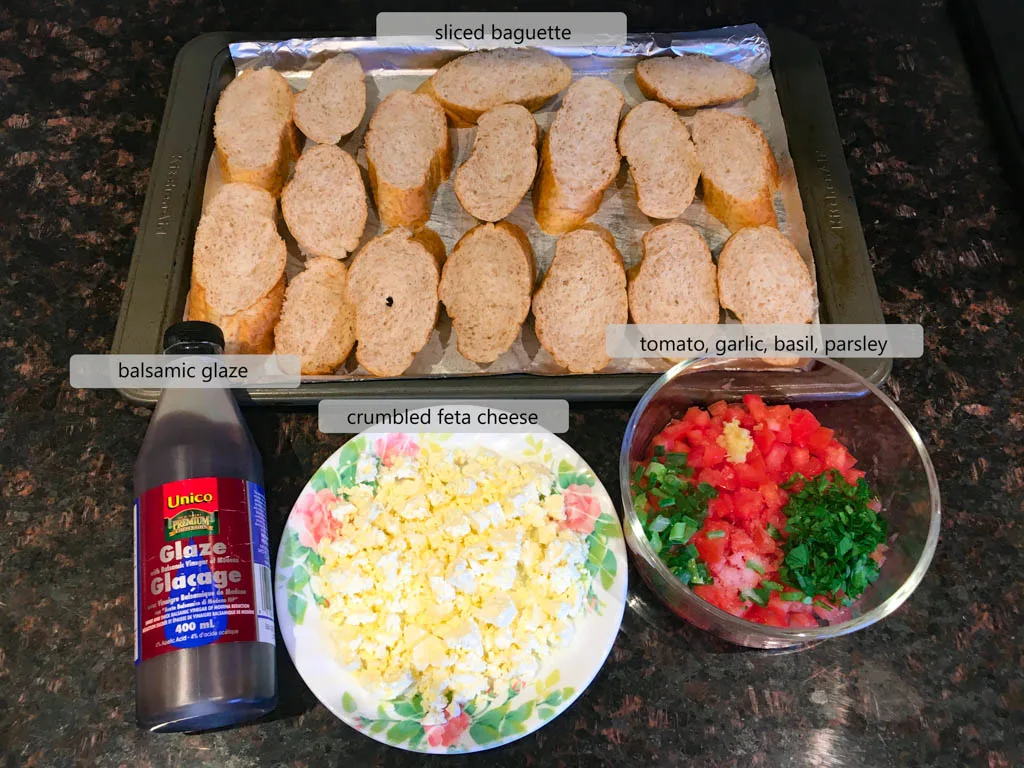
left=1, top=1, right=1021, bottom=766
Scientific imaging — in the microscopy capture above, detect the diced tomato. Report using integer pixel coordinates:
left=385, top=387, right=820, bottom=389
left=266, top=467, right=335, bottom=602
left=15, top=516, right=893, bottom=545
left=734, top=460, right=767, bottom=488
left=697, top=468, right=724, bottom=488
left=730, top=528, right=756, bottom=553
left=709, top=400, right=729, bottom=417
left=842, top=468, right=866, bottom=485
left=723, top=405, right=748, bottom=425
left=701, top=442, right=728, bottom=468
left=693, top=584, right=745, bottom=616
left=803, top=457, right=824, bottom=478
left=708, top=494, right=733, bottom=520
left=807, top=426, right=835, bottom=453
left=765, top=443, right=789, bottom=476
left=744, top=605, right=789, bottom=627
left=788, top=446, right=811, bottom=474
left=718, top=465, right=738, bottom=492
left=787, top=612, right=819, bottom=629
left=733, top=487, right=764, bottom=520
left=789, top=409, right=820, bottom=446
left=824, top=443, right=856, bottom=474
left=694, top=525, right=729, bottom=565
left=743, top=394, right=770, bottom=423
left=686, top=429, right=706, bottom=446
left=687, top=446, right=704, bottom=469
left=749, top=525, right=778, bottom=555
left=682, top=407, right=710, bottom=428
left=753, top=426, right=776, bottom=454
left=774, top=424, right=793, bottom=444
left=759, top=482, right=787, bottom=511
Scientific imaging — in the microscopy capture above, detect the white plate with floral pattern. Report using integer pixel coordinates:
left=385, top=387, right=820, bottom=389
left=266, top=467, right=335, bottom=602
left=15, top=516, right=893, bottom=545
left=275, top=429, right=627, bottom=753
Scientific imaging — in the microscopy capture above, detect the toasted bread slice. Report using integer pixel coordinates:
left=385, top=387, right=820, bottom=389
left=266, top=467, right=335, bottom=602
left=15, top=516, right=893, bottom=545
left=533, top=78, right=625, bottom=234
left=422, top=48, right=571, bottom=125
left=453, top=104, right=538, bottom=222
left=439, top=222, right=535, bottom=364
left=365, top=90, right=452, bottom=228
left=628, top=223, right=719, bottom=328
left=292, top=53, right=366, bottom=145
left=635, top=55, right=756, bottom=109
left=189, top=277, right=285, bottom=354
left=618, top=101, right=701, bottom=220
left=717, top=226, right=815, bottom=324
left=692, top=109, right=780, bottom=231
left=274, top=257, right=356, bottom=374
left=532, top=225, right=628, bottom=373
left=214, top=68, right=297, bottom=196
left=345, top=228, right=446, bottom=377
left=281, top=144, right=367, bottom=260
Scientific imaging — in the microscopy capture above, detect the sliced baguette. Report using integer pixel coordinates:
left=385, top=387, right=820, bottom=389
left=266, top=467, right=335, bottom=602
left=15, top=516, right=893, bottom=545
left=274, top=257, right=356, bottom=374
left=692, top=109, right=780, bottom=231
left=365, top=90, right=452, bottom=228
left=532, top=225, right=628, bottom=373
left=214, top=68, right=297, bottom=196
left=281, top=144, right=367, bottom=260
left=453, top=104, right=538, bottom=222
left=533, top=78, right=625, bottom=234
left=345, top=227, right=446, bottom=377
left=628, top=222, right=719, bottom=326
left=204, top=180, right=278, bottom=220
left=189, top=277, right=285, bottom=354
left=422, top=48, right=571, bottom=125
left=292, top=53, right=366, bottom=145
left=439, top=222, right=535, bottom=364
left=635, top=55, right=756, bottom=109
left=618, top=101, right=701, bottom=220
left=717, top=226, right=815, bottom=324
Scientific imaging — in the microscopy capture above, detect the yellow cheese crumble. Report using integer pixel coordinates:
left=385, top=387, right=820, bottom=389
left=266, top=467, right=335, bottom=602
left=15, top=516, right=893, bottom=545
left=310, top=444, right=593, bottom=724
left=718, top=418, right=754, bottom=463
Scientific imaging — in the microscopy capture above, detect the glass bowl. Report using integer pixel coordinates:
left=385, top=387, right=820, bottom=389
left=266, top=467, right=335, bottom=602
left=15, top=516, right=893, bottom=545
left=619, top=357, right=941, bottom=649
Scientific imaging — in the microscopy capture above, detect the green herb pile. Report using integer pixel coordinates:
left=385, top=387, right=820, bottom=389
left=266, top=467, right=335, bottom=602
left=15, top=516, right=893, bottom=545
left=779, top=470, right=888, bottom=606
left=631, top=446, right=717, bottom=586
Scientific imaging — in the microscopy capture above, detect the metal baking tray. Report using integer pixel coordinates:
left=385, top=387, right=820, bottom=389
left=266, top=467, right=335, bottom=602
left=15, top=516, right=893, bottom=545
left=113, top=27, right=889, bottom=405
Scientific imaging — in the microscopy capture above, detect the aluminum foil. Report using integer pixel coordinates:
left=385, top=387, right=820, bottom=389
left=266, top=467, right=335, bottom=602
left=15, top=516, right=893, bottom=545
left=203, top=25, right=815, bottom=380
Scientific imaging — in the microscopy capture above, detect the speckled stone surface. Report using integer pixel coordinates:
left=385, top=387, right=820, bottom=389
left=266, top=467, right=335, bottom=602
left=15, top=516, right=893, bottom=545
left=1, top=1, right=1021, bottom=766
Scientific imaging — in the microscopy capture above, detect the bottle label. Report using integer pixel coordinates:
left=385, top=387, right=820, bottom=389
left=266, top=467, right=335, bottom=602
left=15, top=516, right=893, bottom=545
left=133, top=477, right=275, bottom=664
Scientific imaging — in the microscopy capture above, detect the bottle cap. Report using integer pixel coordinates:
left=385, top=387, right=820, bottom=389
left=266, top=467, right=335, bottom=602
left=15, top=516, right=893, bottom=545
left=163, top=321, right=225, bottom=352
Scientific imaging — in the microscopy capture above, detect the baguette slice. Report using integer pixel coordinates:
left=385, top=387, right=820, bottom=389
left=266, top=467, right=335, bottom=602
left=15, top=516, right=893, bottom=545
left=532, top=225, right=628, bottom=373
left=189, top=277, right=285, bottom=354
left=692, top=109, right=780, bottom=231
left=365, top=90, right=452, bottom=228
left=636, top=55, right=756, bottom=109
left=190, top=184, right=286, bottom=317
left=214, top=68, right=297, bottom=196
left=274, top=257, right=357, bottom=374
left=345, top=227, right=446, bottom=377
left=421, top=48, right=571, bottom=125
left=717, top=226, right=815, bottom=324
left=292, top=53, right=366, bottom=145
left=439, top=222, right=535, bottom=364
left=628, top=223, right=719, bottom=326
left=453, top=104, right=538, bottom=222
left=204, top=180, right=278, bottom=220
left=618, top=101, right=701, bottom=219
left=282, top=144, right=367, bottom=260
left=533, top=78, right=625, bottom=234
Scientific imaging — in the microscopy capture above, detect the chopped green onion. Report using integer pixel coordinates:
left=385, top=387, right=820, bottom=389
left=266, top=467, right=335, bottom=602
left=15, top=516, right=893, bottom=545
left=649, top=530, right=663, bottom=554
left=658, top=497, right=676, bottom=509
left=653, top=444, right=666, bottom=456
left=706, top=529, right=726, bottom=540
left=649, top=515, right=671, bottom=533
left=646, top=462, right=666, bottom=479
left=746, top=560, right=765, bottom=575
left=767, top=523, right=782, bottom=540
left=632, top=493, right=646, bottom=514
left=762, top=580, right=784, bottom=591
left=741, top=588, right=770, bottom=607
left=813, top=599, right=832, bottom=611
left=780, top=591, right=806, bottom=601
left=633, top=465, right=644, bottom=484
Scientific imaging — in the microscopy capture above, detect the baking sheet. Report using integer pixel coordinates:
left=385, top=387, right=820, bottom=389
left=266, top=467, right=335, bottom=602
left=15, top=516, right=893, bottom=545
left=207, top=25, right=817, bottom=379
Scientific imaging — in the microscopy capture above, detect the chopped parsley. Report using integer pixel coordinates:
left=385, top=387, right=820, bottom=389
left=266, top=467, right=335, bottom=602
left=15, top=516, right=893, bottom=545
left=778, top=470, right=887, bottom=606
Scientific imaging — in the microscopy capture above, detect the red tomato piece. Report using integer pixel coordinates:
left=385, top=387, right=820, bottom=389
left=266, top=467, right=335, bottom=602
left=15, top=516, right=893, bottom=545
left=764, top=443, right=789, bottom=476
left=701, top=442, right=728, bottom=468
left=693, top=527, right=729, bottom=565
left=682, top=407, right=710, bottom=428
left=807, top=426, right=835, bottom=453
left=733, top=487, right=764, bottom=520
left=693, top=584, right=745, bottom=616
left=718, top=465, right=738, bottom=492
left=789, top=409, right=820, bottom=446
left=787, top=613, right=819, bottom=629
left=709, top=400, right=729, bottom=418
left=733, top=460, right=767, bottom=488
left=788, top=446, right=811, bottom=474
left=752, top=426, right=776, bottom=454
left=708, top=494, right=733, bottom=520
left=743, top=394, right=770, bottom=423
left=744, top=605, right=790, bottom=627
